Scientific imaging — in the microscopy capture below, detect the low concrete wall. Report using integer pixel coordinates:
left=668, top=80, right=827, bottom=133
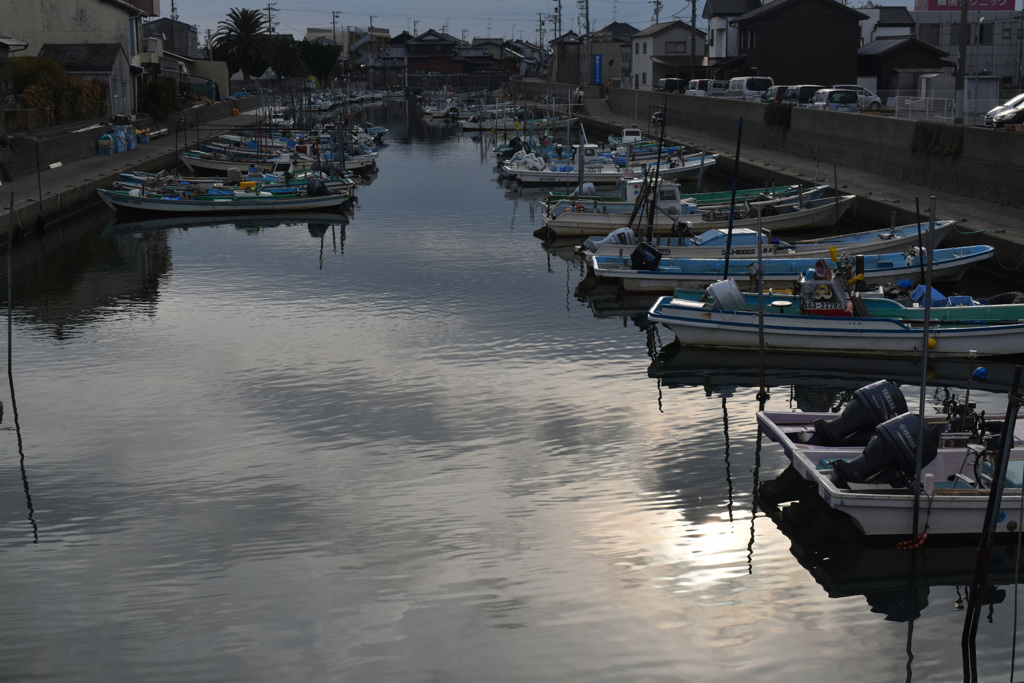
left=510, top=81, right=1024, bottom=210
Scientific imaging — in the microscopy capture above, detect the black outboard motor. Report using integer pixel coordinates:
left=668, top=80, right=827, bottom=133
left=831, top=412, right=939, bottom=488
left=306, top=177, right=332, bottom=197
left=810, top=380, right=907, bottom=447
left=630, top=243, right=662, bottom=271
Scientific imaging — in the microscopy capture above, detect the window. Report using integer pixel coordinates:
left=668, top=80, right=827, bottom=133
left=642, top=42, right=647, bottom=54
left=1004, top=26, right=1012, bottom=41
left=635, top=43, right=639, bottom=54
left=665, top=41, right=686, bottom=53
left=642, top=72, right=647, bottom=85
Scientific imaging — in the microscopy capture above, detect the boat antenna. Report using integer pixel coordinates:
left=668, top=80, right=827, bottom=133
left=646, top=99, right=667, bottom=243
left=721, top=117, right=744, bottom=280
left=910, top=196, right=937, bottom=546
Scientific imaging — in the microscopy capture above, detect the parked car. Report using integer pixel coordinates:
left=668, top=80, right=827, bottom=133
left=761, top=85, right=787, bottom=103
left=684, top=78, right=729, bottom=97
left=782, top=84, right=826, bottom=106
left=985, top=92, right=1024, bottom=126
left=808, top=88, right=862, bottom=113
left=724, top=76, right=774, bottom=101
left=707, top=80, right=729, bottom=97
left=992, top=101, right=1024, bottom=127
left=656, top=77, right=685, bottom=93
left=832, top=84, right=882, bottom=110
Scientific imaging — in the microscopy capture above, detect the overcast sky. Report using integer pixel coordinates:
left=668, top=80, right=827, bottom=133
left=166, top=0, right=948, bottom=45
left=166, top=0, right=724, bottom=44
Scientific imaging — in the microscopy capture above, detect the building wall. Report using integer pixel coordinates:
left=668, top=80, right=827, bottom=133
left=1, top=0, right=140, bottom=58
left=746, top=0, right=861, bottom=84
left=913, top=10, right=1020, bottom=86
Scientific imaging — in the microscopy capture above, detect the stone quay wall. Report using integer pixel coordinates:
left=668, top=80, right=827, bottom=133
left=509, top=81, right=1024, bottom=212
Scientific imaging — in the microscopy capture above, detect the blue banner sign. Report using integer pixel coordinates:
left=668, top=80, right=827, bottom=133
left=593, top=54, right=602, bottom=85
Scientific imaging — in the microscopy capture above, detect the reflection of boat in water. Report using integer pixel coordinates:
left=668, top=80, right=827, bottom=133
left=103, top=212, right=351, bottom=236
left=757, top=493, right=1022, bottom=622
left=648, top=341, right=1020, bottom=393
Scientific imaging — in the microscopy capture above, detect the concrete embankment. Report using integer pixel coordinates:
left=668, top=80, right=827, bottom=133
left=510, top=81, right=1024, bottom=282
left=0, top=99, right=259, bottom=244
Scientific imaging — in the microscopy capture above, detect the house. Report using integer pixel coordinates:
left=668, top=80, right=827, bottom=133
left=37, top=43, right=133, bottom=119
left=550, top=31, right=581, bottom=85
left=406, top=30, right=466, bottom=74
left=858, top=35, right=951, bottom=96
left=704, top=0, right=761, bottom=77
left=0, top=33, right=28, bottom=59
left=630, top=21, right=706, bottom=90
left=142, top=16, right=197, bottom=59
left=0, top=0, right=150, bottom=113
left=730, top=0, right=867, bottom=85
left=858, top=4, right=916, bottom=45
left=589, top=22, right=638, bottom=88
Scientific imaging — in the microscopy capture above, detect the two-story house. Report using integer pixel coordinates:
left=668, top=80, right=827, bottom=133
left=406, top=30, right=466, bottom=75
left=0, top=0, right=154, bottom=116
left=589, top=22, right=638, bottom=88
left=730, top=0, right=866, bottom=85
left=630, top=21, right=706, bottom=90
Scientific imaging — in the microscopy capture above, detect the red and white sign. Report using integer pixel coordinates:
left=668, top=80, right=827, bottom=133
left=914, top=0, right=1015, bottom=11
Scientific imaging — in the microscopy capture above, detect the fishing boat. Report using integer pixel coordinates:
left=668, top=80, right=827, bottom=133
left=538, top=192, right=855, bottom=238
left=579, top=220, right=955, bottom=261
left=607, top=126, right=652, bottom=147
left=756, top=379, right=1024, bottom=539
left=644, top=253, right=1023, bottom=356
left=544, top=180, right=806, bottom=209
left=96, top=180, right=352, bottom=216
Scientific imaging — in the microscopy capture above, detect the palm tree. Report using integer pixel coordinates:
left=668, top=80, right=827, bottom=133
left=214, top=8, right=270, bottom=80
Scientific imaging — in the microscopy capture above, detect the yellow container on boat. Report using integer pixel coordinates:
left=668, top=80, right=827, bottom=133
left=240, top=181, right=258, bottom=190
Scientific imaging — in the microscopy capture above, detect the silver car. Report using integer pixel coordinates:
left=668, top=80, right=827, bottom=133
left=832, top=84, right=882, bottom=111
left=986, top=93, right=1024, bottom=126
left=808, top=88, right=862, bottom=113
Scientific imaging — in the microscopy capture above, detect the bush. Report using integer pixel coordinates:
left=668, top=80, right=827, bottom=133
left=139, top=77, right=182, bottom=120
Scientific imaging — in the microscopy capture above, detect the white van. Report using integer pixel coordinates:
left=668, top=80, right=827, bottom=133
left=725, top=76, right=774, bottom=101
left=685, top=79, right=729, bottom=97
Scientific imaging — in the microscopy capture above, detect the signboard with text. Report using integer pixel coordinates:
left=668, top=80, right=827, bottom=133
left=914, top=0, right=1014, bottom=11
left=593, top=54, right=602, bottom=85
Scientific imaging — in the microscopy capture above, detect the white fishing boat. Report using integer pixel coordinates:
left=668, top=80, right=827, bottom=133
left=756, top=379, right=1024, bottom=539
left=580, top=220, right=955, bottom=261
left=645, top=257, right=1020, bottom=356
left=96, top=182, right=352, bottom=216
left=539, top=192, right=855, bottom=238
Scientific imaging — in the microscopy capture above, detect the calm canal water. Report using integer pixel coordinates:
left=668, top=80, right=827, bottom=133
left=1, top=102, right=1021, bottom=682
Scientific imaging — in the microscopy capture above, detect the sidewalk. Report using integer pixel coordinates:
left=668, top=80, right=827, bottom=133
left=0, top=110, right=261, bottom=241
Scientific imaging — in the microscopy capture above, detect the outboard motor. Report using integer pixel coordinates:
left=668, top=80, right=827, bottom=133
left=831, top=413, right=939, bottom=488
left=306, top=177, right=332, bottom=196
left=810, top=380, right=907, bottom=446
left=630, top=243, right=662, bottom=271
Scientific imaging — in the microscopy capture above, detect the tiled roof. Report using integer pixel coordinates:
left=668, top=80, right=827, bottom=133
left=878, top=6, right=915, bottom=25
left=858, top=35, right=948, bottom=58
left=706, top=0, right=762, bottom=17
left=633, top=20, right=704, bottom=38
left=735, top=0, right=868, bottom=23
left=37, top=43, right=124, bottom=72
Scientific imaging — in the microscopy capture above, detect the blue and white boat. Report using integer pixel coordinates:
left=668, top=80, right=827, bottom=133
left=593, top=243, right=993, bottom=292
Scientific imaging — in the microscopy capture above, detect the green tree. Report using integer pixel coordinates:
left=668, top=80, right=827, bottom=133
left=214, top=7, right=270, bottom=80
left=265, top=35, right=308, bottom=79
left=298, top=41, right=343, bottom=86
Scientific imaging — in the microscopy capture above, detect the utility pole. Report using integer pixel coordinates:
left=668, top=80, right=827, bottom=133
left=206, top=29, right=215, bottom=99
left=265, top=2, right=277, bottom=34
left=332, top=10, right=341, bottom=46
left=369, top=15, right=376, bottom=90
left=690, top=0, right=697, bottom=80
left=954, top=0, right=969, bottom=123
left=651, top=0, right=663, bottom=23
left=170, top=0, right=178, bottom=21
left=538, top=13, right=544, bottom=48
left=553, top=0, right=562, bottom=39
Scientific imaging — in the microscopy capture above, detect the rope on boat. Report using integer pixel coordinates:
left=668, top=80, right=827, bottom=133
left=990, top=250, right=1024, bottom=272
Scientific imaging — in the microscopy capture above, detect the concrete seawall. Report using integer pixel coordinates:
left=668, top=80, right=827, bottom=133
left=509, top=82, right=1024, bottom=211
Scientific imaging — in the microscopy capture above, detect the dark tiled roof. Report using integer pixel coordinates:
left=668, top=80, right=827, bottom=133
left=633, top=20, right=704, bottom=38
left=735, top=0, right=868, bottom=24
left=878, top=6, right=915, bottom=25
left=37, top=43, right=124, bottom=72
left=599, top=22, right=640, bottom=38
left=858, top=35, right=948, bottom=58
left=706, top=0, right=762, bottom=17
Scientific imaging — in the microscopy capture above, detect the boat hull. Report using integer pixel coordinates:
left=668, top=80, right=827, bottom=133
left=648, top=293, right=1024, bottom=358
left=97, top=188, right=351, bottom=216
